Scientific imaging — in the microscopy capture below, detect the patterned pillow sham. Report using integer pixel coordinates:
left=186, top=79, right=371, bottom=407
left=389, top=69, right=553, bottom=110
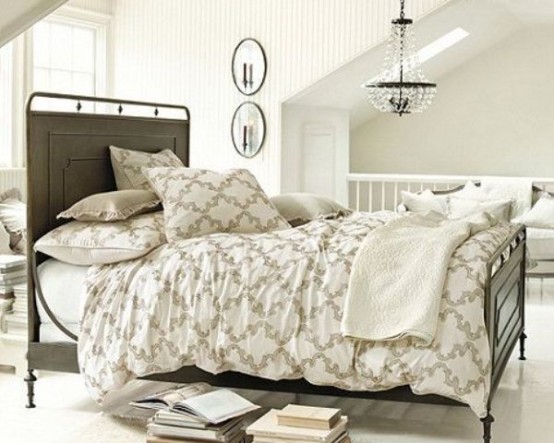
left=143, top=167, right=291, bottom=242
left=57, top=190, right=161, bottom=222
left=34, top=212, right=166, bottom=265
left=110, top=145, right=184, bottom=191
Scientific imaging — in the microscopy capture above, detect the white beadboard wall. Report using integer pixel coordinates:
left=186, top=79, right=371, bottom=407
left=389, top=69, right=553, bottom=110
left=66, top=0, right=113, bottom=15
left=111, top=0, right=448, bottom=194
left=0, top=168, right=26, bottom=200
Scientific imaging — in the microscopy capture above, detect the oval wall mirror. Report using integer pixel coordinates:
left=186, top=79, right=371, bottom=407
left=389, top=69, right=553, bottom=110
left=231, top=38, right=267, bottom=96
left=231, top=102, right=266, bottom=158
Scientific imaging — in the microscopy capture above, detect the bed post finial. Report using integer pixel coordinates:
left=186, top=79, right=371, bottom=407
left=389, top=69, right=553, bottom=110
left=480, top=412, right=494, bottom=443
left=24, top=369, right=37, bottom=408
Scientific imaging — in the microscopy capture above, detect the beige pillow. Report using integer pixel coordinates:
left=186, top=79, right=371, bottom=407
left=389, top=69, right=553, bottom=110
left=448, top=196, right=512, bottom=222
left=57, top=190, right=160, bottom=222
left=34, top=212, right=166, bottom=265
left=0, top=188, right=26, bottom=254
left=269, top=193, right=352, bottom=227
left=144, top=167, right=290, bottom=242
left=110, top=146, right=184, bottom=191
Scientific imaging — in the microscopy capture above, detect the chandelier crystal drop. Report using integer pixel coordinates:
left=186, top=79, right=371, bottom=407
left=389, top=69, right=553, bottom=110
left=365, top=0, right=437, bottom=116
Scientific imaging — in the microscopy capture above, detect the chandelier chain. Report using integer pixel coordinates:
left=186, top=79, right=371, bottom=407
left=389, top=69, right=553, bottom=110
left=400, top=0, right=406, bottom=20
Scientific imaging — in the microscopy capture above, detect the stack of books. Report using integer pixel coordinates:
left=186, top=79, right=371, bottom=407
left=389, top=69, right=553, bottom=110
left=4, top=283, right=28, bottom=336
left=0, top=255, right=26, bottom=334
left=131, top=383, right=260, bottom=443
left=246, top=405, right=350, bottom=443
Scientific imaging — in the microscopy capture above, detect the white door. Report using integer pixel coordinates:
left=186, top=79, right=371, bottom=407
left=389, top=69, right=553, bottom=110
left=301, top=123, right=335, bottom=198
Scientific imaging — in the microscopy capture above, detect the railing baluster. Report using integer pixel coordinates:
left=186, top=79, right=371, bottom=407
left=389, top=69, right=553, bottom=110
left=381, top=182, right=386, bottom=211
left=369, top=182, right=373, bottom=213
left=356, top=181, right=360, bottom=212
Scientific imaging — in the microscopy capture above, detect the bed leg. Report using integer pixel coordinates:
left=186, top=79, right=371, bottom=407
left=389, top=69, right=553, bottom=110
left=518, top=331, right=527, bottom=361
left=24, top=369, right=37, bottom=408
left=480, top=412, right=494, bottom=443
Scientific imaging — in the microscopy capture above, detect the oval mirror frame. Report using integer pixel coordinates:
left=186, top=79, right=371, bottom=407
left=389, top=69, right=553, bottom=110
left=231, top=38, right=267, bottom=96
left=231, top=102, right=266, bottom=159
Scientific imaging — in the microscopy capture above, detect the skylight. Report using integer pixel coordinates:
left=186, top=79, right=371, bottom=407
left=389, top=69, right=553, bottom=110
left=362, top=27, right=470, bottom=87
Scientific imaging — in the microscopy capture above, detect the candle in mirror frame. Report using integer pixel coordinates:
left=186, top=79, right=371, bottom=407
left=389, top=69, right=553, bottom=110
left=242, top=124, right=248, bottom=153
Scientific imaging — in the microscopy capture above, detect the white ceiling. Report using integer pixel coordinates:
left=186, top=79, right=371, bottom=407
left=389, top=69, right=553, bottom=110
left=284, top=0, right=550, bottom=128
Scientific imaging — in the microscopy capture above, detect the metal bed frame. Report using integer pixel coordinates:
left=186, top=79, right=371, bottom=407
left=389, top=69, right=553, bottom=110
left=25, top=93, right=527, bottom=443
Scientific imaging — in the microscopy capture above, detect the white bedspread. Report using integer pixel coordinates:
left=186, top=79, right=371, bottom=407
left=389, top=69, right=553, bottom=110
left=341, top=214, right=492, bottom=345
left=78, top=212, right=517, bottom=418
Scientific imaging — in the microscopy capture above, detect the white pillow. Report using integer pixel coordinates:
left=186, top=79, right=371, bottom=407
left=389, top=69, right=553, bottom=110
left=144, top=168, right=291, bottom=242
left=456, top=181, right=485, bottom=199
left=481, top=177, right=532, bottom=220
left=400, top=189, right=446, bottom=215
left=34, top=212, right=166, bottom=265
left=520, top=195, right=554, bottom=229
left=448, top=197, right=512, bottom=222
left=0, top=188, right=26, bottom=254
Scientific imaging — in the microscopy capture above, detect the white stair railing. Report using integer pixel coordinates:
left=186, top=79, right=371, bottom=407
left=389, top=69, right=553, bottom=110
left=346, top=173, right=554, bottom=212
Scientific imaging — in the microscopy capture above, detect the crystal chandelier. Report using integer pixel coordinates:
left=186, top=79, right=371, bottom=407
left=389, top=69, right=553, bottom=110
left=365, top=0, right=437, bottom=116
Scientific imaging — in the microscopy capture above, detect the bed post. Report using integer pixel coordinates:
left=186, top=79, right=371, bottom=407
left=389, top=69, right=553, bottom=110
left=518, top=332, right=527, bottom=360
left=480, top=412, right=494, bottom=443
left=24, top=369, right=37, bottom=408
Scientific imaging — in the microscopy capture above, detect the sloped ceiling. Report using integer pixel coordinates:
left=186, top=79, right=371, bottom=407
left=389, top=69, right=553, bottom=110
left=285, top=0, right=554, bottom=128
left=0, top=0, right=67, bottom=48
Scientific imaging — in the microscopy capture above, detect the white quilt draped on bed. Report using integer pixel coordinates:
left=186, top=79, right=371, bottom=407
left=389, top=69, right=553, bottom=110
left=78, top=212, right=517, bottom=418
left=341, top=213, right=493, bottom=345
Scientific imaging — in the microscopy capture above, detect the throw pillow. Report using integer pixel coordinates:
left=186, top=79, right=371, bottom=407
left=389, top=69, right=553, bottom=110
left=110, top=145, right=184, bottom=191
left=57, top=190, right=160, bottom=222
left=144, top=167, right=290, bottom=242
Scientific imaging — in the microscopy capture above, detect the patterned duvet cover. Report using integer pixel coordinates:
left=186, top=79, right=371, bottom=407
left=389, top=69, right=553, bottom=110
left=78, top=211, right=517, bottom=417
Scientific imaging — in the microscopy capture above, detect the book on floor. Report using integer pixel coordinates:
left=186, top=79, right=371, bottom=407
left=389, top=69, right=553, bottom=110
left=147, top=418, right=242, bottom=442
left=0, top=255, right=26, bottom=272
left=146, top=431, right=245, bottom=443
left=170, top=388, right=260, bottom=424
left=247, top=409, right=348, bottom=442
left=153, top=410, right=242, bottom=431
left=276, top=404, right=341, bottom=430
left=253, top=433, right=350, bottom=443
left=130, top=382, right=213, bottom=411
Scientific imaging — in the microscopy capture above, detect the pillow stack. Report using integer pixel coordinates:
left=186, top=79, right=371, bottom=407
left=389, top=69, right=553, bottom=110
left=35, top=146, right=293, bottom=265
left=400, top=181, right=514, bottom=222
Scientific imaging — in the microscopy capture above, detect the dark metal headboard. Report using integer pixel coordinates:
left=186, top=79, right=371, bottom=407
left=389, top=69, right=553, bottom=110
left=26, top=92, right=190, bottom=342
left=26, top=92, right=190, bottom=244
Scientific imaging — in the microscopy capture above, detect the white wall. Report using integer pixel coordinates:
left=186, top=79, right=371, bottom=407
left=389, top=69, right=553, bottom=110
left=110, top=0, right=447, bottom=195
left=351, top=26, right=554, bottom=178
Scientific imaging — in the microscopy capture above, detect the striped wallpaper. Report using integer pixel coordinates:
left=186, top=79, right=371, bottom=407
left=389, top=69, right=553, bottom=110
left=111, top=0, right=449, bottom=194
left=67, top=0, right=113, bottom=15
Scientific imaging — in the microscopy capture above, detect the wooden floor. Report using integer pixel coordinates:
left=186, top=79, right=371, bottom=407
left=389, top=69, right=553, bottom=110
left=1, top=279, right=554, bottom=443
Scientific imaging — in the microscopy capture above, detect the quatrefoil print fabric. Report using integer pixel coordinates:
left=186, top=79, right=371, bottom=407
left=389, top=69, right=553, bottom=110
left=144, top=167, right=290, bottom=241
